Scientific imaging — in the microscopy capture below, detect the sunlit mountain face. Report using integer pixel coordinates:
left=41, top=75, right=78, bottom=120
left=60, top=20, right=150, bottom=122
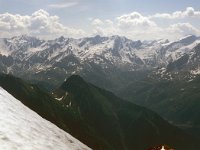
left=1, top=0, right=200, bottom=150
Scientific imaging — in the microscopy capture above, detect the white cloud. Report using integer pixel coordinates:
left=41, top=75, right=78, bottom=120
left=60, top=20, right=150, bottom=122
left=91, top=19, right=104, bottom=26
left=90, top=12, right=159, bottom=40
left=89, top=10, right=200, bottom=40
left=0, top=9, right=86, bottom=39
left=117, top=12, right=157, bottom=30
left=28, top=9, right=67, bottom=36
left=115, top=12, right=160, bottom=40
left=0, top=13, right=29, bottom=37
left=167, top=23, right=200, bottom=36
left=152, top=7, right=200, bottom=19
left=48, top=2, right=78, bottom=9
left=105, top=19, right=113, bottom=26
left=91, top=19, right=116, bottom=36
left=114, top=13, right=160, bottom=40
left=0, top=7, right=200, bottom=40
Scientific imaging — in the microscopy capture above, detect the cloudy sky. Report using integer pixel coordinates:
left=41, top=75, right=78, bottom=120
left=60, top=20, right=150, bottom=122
left=0, top=0, right=200, bottom=40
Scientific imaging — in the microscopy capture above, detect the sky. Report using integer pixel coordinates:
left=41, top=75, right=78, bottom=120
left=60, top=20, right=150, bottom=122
left=0, top=0, right=200, bottom=40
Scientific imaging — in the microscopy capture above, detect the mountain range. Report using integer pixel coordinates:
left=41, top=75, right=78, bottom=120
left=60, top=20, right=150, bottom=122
left=0, top=34, right=200, bottom=91
left=1, top=34, right=200, bottom=149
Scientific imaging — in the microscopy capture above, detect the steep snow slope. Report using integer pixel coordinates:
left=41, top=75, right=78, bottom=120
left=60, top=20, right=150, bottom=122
left=0, top=87, right=91, bottom=150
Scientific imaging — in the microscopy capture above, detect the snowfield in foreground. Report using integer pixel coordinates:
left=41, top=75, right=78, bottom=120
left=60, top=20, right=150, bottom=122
left=0, top=87, right=91, bottom=150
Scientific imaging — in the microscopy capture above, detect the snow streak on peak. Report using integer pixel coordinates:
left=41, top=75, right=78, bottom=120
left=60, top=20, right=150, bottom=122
left=0, top=87, right=91, bottom=150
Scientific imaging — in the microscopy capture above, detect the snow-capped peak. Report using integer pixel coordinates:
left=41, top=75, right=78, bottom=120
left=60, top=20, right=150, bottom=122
left=10, top=35, right=41, bottom=43
left=0, top=87, right=91, bottom=150
left=178, top=35, right=198, bottom=45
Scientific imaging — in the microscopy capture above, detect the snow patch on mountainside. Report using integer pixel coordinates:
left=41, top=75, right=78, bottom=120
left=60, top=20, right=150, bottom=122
left=0, top=87, right=91, bottom=150
left=0, top=39, right=11, bottom=56
left=164, top=36, right=200, bottom=63
left=191, top=69, right=200, bottom=75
